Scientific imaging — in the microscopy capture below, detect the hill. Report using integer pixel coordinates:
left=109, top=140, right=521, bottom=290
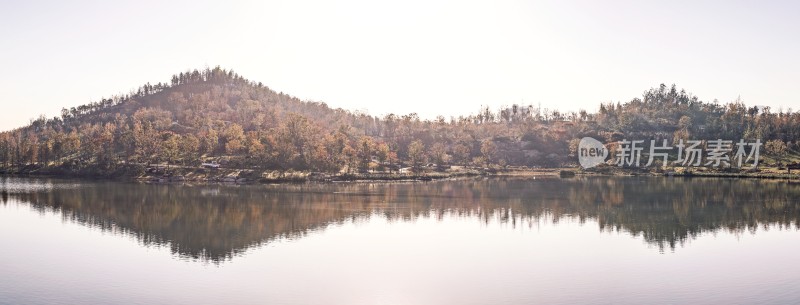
left=1, top=67, right=800, bottom=178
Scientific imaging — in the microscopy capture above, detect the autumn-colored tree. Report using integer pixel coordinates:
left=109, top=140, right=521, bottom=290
left=452, top=143, right=471, bottom=166
left=162, top=133, right=181, bottom=168
left=223, top=123, right=246, bottom=155
left=245, top=132, right=265, bottom=164
left=274, top=130, right=298, bottom=170
left=429, top=142, right=448, bottom=166
left=256, top=133, right=278, bottom=167
left=309, top=136, right=339, bottom=172
left=21, top=132, right=39, bottom=165
left=357, top=136, right=373, bottom=173
left=342, top=144, right=358, bottom=174
left=408, top=140, right=425, bottom=170
left=376, top=142, right=395, bottom=171
left=63, top=131, right=81, bottom=161
left=765, top=139, right=788, bottom=164
left=39, top=128, right=56, bottom=166
left=96, top=123, right=117, bottom=168
left=133, top=121, right=160, bottom=163
left=200, top=129, right=219, bottom=155
left=0, top=133, right=10, bottom=169
left=180, top=134, right=200, bottom=165
left=480, top=139, right=497, bottom=166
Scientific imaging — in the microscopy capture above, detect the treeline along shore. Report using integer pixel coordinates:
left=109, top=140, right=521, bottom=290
left=3, top=66, right=800, bottom=181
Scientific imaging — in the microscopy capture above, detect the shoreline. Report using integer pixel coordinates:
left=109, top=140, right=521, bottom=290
left=4, top=165, right=800, bottom=184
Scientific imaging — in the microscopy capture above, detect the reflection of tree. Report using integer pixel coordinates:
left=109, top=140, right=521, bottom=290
left=567, top=178, right=800, bottom=250
left=5, top=177, right=800, bottom=261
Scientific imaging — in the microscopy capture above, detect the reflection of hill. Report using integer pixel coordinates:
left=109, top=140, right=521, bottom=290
left=4, top=177, right=800, bottom=261
left=569, top=178, right=800, bottom=249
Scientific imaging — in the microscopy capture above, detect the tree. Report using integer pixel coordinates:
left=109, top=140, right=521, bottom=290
left=63, top=131, right=81, bottom=161
left=0, top=133, right=10, bottom=169
left=452, top=143, right=471, bottom=166
left=408, top=140, right=425, bottom=170
left=179, top=134, right=200, bottom=165
left=277, top=114, right=317, bottom=168
left=201, top=129, right=219, bottom=155
left=133, top=121, right=160, bottom=163
left=96, top=123, right=117, bottom=168
left=765, top=139, right=788, bottom=164
left=162, top=133, right=181, bottom=168
left=568, top=138, right=581, bottom=157
left=223, top=123, right=246, bottom=155
left=376, top=142, right=392, bottom=171
left=673, top=115, right=692, bottom=144
left=225, top=138, right=244, bottom=155
left=429, top=142, right=448, bottom=166
left=357, top=136, right=374, bottom=173
left=21, top=132, right=39, bottom=166
left=480, top=139, right=497, bottom=166
left=342, top=144, right=358, bottom=174
left=309, top=137, right=335, bottom=172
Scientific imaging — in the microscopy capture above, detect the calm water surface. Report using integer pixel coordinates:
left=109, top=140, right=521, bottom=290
left=1, top=177, right=800, bottom=305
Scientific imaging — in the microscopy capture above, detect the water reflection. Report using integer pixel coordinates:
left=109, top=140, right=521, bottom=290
left=2, top=177, right=800, bottom=262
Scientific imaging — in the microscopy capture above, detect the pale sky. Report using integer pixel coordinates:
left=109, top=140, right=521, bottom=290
left=1, top=0, right=799, bottom=131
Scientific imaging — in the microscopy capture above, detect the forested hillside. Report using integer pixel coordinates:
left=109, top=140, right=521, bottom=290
left=1, top=66, right=799, bottom=176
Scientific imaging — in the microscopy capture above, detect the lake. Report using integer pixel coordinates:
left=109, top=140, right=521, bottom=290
left=1, top=176, right=800, bottom=305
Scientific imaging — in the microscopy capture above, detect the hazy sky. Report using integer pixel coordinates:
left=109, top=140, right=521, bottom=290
left=1, top=0, right=799, bottom=131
